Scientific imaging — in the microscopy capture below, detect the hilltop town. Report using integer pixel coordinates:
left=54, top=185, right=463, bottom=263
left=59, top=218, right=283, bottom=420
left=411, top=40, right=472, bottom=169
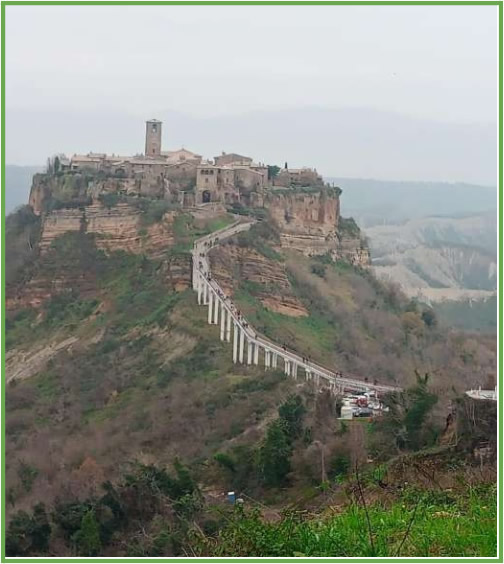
left=38, top=118, right=324, bottom=208
left=26, top=119, right=370, bottom=269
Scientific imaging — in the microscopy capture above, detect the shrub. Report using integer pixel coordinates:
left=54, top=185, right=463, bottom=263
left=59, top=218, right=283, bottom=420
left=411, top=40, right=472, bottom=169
left=72, top=510, right=102, bottom=556
left=311, top=263, right=326, bottom=278
left=258, top=420, right=292, bottom=487
left=278, top=395, right=305, bottom=441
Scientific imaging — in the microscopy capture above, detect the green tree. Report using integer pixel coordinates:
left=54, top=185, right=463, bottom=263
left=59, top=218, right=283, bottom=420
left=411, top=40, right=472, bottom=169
left=278, top=395, right=305, bottom=441
left=378, top=372, right=439, bottom=452
left=259, top=420, right=292, bottom=487
left=421, top=307, right=437, bottom=328
left=72, top=510, right=101, bottom=556
left=267, top=165, right=281, bottom=180
left=6, top=503, right=51, bottom=556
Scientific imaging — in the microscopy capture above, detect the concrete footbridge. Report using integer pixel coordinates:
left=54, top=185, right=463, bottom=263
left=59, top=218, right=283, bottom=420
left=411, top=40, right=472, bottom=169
left=191, top=219, right=401, bottom=396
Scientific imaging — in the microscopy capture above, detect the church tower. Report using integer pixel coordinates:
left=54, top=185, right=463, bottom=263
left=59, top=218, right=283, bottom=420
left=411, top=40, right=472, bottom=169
left=145, top=119, right=162, bottom=157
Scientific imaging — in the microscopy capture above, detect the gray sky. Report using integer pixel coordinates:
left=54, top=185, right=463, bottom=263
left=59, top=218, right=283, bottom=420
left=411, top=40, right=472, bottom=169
left=5, top=5, right=499, bottom=183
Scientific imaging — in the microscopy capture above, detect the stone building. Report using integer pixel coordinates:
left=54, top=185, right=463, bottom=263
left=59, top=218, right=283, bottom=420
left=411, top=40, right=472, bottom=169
left=195, top=162, right=266, bottom=204
left=214, top=152, right=253, bottom=167
left=274, top=165, right=324, bottom=188
left=145, top=119, right=162, bottom=157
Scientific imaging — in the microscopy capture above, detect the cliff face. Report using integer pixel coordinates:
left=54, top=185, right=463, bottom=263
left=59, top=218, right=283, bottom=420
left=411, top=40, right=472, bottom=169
left=268, top=190, right=339, bottom=238
left=267, top=189, right=370, bottom=266
left=38, top=203, right=175, bottom=257
left=210, top=244, right=308, bottom=317
left=7, top=204, right=189, bottom=311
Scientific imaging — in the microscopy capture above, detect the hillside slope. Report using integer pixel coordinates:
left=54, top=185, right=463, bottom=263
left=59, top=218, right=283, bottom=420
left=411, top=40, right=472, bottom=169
left=5, top=206, right=496, bottom=550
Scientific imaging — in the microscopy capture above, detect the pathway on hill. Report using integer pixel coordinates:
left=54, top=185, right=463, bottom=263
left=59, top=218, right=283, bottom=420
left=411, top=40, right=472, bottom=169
left=191, top=219, right=401, bottom=395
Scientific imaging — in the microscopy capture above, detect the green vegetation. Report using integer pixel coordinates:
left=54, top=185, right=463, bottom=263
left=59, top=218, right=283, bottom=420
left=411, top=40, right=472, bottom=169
left=5, top=201, right=497, bottom=558
left=6, top=461, right=200, bottom=557
left=5, top=205, right=42, bottom=287
left=369, top=373, right=439, bottom=458
left=193, top=483, right=496, bottom=557
left=435, top=296, right=497, bottom=333
left=227, top=202, right=268, bottom=221
left=338, top=216, right=361, bottom=238
left=172, top=213, right=234, bottom=252
left=267, top=165, right=281, bottom=180
left=270, top=185, right=342, bottom=197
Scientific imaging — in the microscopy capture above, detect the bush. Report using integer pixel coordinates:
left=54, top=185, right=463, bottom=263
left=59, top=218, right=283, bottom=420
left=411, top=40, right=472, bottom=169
left=6, top=503, right=51, bottom=556
left=311, top=263, right=326, bottom=278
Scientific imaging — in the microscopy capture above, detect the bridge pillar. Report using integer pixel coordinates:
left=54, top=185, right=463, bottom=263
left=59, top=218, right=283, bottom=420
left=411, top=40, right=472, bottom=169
left=225, top=309, right=232, bottom=342
left=208, top=291, right=213, bottom=324
left=253, top=343, right=259, bottom=365
left=203, top=282, right=208, bottom=305
left=272, top=353, right=278, bottom=368
left=305, top=369, right=311, bottom=381
left=213, top=296, right=219, bottom=325
left=233, top=322, right=238, bottom=363
left=247, top=340, right=253, bottom=365
left=265, top=350, right=271, bottom=368
left=220, top=305, right=226, bottom=341
left=315, top=373, right=320, bottom=386
left=197, top=275, right=202, bottom=304
left=239, top=328, right=245, bottom=364
left=284, top=360, right=290, bottom=376
left=292, top=363, right=298, bottom=379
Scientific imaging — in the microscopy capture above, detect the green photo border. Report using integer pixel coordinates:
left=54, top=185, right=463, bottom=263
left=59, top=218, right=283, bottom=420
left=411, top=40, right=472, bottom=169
left=0, top=1, right=502, bottom=562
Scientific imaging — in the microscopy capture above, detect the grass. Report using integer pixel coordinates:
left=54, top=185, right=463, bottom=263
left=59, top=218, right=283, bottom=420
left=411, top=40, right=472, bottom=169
left=173, top=213, right=234, bottom=253
left=193, top=483, right=496, bottom=557
left=233, top=286, right=338, bottom=362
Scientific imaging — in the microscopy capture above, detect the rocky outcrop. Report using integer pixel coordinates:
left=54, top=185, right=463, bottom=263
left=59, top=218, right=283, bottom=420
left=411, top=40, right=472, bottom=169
left=210, top=243, right=308, bottom=317
left=6, top=336, right=79, bottom=383
left=161, top=253, right=192, bottom=291
left=39, top=209, right=84, bottom=253
left=268, top=189, right=339, bottom=238
left=7, top=204, right=189, bottom=311
left=335, top=234, right=371, bottom=266
left=266, top=189, right=370, bottom=266
left=38, top=203, right=176, bottom=257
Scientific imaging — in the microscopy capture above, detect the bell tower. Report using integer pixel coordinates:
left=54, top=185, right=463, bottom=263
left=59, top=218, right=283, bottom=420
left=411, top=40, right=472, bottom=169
left=145, top=119, right=162, bottom=157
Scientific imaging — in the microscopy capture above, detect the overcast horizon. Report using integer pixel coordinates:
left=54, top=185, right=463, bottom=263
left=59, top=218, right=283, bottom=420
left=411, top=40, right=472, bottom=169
left=5, top=4, right=499, bottom=184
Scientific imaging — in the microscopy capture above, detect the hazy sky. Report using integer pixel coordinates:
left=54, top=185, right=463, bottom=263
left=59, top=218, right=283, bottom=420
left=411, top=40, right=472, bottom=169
left=6, top=5, right=498, bottom=123
left=5, top=5, right=499, bottom=183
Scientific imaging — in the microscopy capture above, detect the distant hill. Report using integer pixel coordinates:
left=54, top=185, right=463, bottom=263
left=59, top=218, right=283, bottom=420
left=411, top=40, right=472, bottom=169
left=364, top=212, right=496, bottom=307
left=331, top=177, right=496, bottom=227
left=5, top=165, right=43, bottom=214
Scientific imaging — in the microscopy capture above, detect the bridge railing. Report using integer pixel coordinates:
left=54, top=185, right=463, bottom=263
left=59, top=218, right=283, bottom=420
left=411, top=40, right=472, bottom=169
left=192, top=222, right=402, bottom=395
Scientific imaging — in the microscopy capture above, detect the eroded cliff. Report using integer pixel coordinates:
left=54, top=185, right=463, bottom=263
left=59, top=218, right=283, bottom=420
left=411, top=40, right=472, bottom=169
left=210, top=243, right=308, bottom=317
left=267, top=188, right=370, bottom=266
